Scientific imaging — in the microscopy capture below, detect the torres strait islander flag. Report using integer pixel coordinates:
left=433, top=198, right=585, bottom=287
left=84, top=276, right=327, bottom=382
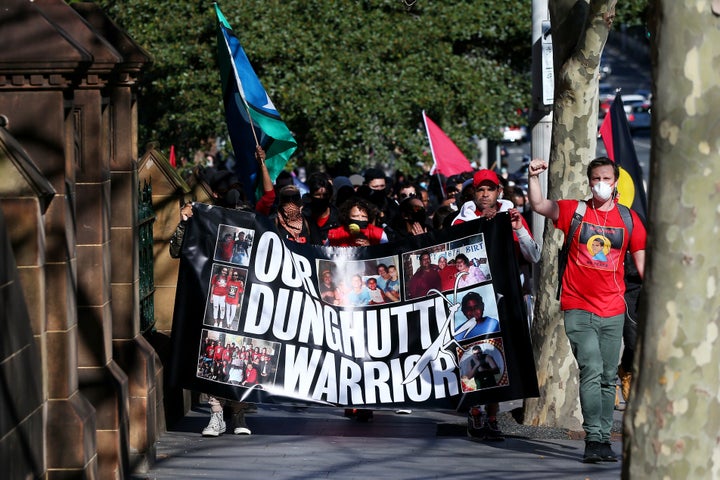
left=215, top=4, right=297, bottom=200
left=599, top=95, right=648, bottom=222
left=423, top=111, right=473, bottom=177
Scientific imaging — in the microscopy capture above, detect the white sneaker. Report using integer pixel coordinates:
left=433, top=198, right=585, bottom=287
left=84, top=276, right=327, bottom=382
left=201, top=412, right=226, bottom=436
left=232, top=412, right=252, bottom=435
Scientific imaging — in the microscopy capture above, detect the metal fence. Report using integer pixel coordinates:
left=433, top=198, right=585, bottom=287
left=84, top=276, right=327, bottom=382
left=138, top=180, right=155, bottom=333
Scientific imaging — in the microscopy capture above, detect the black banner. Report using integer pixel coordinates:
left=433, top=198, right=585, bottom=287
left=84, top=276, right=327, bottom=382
left=169, top=203, right=539, bottom=411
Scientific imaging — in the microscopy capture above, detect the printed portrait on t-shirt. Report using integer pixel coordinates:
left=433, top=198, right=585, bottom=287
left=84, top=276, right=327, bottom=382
left=577, top=222, right=624, bottom=271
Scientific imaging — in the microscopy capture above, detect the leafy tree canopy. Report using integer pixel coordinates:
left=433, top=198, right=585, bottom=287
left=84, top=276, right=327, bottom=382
left=96, top=0, right=534, bottom=175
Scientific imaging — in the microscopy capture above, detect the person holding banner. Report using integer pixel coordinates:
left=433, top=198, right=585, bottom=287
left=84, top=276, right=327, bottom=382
left=452, top=169, right=540, bottom=267
left=303, top=172, right=340, bottom=244
left=451, top=169, right=541, bottom=441
left=272, top=185, right=312, bottom=243
left=326, top=197, right=388, bottom=247
left=169, top=146, right=274, bottom=438
left=527, top=157, right=646, bottom=463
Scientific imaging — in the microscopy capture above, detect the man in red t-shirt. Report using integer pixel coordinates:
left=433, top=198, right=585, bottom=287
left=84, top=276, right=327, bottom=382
left=225, top=270, right=244, bottom=329
left=528, top=156, right=646, bottom=464
left=210, top=267, right=229, bottom=327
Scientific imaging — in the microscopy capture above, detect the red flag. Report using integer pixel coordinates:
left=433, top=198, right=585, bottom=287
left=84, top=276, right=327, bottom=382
left=599, top=96, right=648, bottom=222
left=169, top=145, right=177, bottom=168
left=423, top=111, right=473, bottom=176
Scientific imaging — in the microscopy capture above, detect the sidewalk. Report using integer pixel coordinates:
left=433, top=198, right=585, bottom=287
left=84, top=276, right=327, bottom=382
left=132, top=400, right=624, bottom=480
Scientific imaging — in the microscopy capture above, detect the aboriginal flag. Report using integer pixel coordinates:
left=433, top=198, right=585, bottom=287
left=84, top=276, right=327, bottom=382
left=599, top=95, right=648, bottom=222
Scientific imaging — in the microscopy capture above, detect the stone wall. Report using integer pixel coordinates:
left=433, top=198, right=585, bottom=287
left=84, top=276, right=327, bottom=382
left=0, top=1, right=157, bottom=478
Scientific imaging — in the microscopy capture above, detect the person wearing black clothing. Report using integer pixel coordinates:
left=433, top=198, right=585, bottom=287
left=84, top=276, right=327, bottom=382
left=302, top=172, right=341, bottom=245
left=169, top=146, right=272, bottom=437
left=388, top=196, right=432, bottom=240
left=272, top=185, right=312, bottom=243
left=357, top=168, right=398, bottom=229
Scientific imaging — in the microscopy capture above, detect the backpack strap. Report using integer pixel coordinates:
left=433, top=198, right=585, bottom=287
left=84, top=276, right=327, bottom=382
left=616, top=204, right=640, bottom=281
left=617, top=204, right=634, bottom=237
left=556, top=202, right=586, bottom=300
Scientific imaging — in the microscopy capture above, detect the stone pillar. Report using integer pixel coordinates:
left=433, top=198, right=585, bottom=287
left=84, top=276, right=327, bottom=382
left=0, top=125, right=55, bottom=480
left=0, top=13, right=99, bottom=463
left=33, top=2, right=130, bottom=478
left=71, top=2, right=158, bottom=471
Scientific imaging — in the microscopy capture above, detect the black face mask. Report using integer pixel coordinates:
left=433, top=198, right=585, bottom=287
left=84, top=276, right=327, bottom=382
left=309, top=197, right=331, bottom=213
left=350, top=220, right=369, bottom=230
left=366, top=188, right=386, bottom=207
left=408, top=209, right=426, bottom=225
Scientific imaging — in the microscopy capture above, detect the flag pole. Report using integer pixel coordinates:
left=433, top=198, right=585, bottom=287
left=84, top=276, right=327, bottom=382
left=244, top=102, right=260, bottom=147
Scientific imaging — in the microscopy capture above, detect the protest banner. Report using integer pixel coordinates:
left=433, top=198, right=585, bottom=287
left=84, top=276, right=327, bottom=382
left=169, top=203, right=539, bottom=411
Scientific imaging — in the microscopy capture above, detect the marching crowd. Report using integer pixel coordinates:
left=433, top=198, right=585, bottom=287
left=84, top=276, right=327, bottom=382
left=170, top=146, right=646, bottom=464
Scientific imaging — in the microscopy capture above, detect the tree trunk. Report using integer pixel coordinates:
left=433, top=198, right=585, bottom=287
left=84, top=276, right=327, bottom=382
left=623, top=2, right=720, bottom=477
left=523, top=0, right=615, bottom=430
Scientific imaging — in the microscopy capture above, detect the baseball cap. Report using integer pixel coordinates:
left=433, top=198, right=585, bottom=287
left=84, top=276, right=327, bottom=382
left=473, top=169, right=501, bottom=188
left=348, top=174, right=364, bottom=187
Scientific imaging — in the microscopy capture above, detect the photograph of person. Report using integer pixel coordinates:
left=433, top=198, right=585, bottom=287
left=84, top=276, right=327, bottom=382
left=223, top=268, right=247, bottom=330
left=366, top=277, right=388, bottom=305
left=204, top=264, right=230, bottom=328
left=450, top=286, right=500, bottom=342
left=404, top=249, right=442, bottom=299
left=446, top=234, right=492, bottom=286
left=317, top=256, right=400, bottom=306
left=458, top=340, right=507, bottom=392
left=213, top=224, right=254, bottom=266
left=318, top=266, right=342, bottom=305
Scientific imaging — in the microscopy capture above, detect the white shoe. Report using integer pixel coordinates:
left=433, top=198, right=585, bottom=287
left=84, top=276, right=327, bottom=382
left=232, top=411, right=252, bottom=435
left=201, top=412, right=226, bottom=436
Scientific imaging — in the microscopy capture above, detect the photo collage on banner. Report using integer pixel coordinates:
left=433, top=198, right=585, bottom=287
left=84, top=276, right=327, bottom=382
left=204, top=224, right=255, bottom=330
left=402, top=232, right=508, bottom=394
left=316, top=231, right=509, bottom=395
left=317, top=255, right=401, bottom=307
left=196, top=328, right=281, bottom=388
left=197, top=222, right=283, bottom=389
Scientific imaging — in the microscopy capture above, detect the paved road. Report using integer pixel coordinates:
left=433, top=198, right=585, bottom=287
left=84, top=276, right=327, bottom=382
left=133, top=401, right=625, bottom=480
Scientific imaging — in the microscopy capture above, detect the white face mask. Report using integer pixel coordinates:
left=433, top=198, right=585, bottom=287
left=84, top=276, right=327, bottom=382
left=592, top=182, right=613, bottom=201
